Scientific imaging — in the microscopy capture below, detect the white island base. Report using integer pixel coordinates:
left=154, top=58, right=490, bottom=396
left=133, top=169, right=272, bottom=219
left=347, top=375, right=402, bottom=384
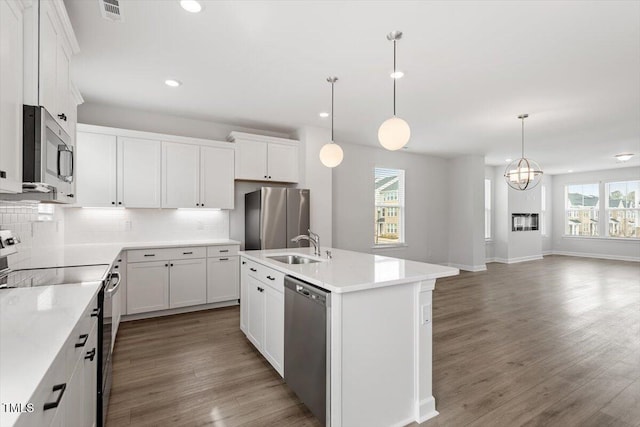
left=239, top=248, right=458, bottom=427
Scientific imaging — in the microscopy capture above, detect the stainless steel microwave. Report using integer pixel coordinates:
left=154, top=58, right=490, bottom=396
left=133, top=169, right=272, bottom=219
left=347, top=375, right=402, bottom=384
left=21, top=105, right=74, bottom=202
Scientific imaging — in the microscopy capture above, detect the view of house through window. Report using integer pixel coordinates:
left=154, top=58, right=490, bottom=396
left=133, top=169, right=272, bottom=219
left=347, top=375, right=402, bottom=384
left=606, top=180, right=639, bottom=238
left=566, top=183, right=600, bottom=236
left=375, top=168, right=405, bottom=244
left=485, top=179, right=491, bottom=239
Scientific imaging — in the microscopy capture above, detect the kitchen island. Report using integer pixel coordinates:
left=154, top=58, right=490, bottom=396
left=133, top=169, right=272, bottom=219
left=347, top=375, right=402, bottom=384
left=239, top=247, right=458, bottom=427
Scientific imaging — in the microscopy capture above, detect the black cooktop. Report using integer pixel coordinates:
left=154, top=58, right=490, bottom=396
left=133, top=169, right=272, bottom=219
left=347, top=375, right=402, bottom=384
left=1, top=264, right=110, bottom=289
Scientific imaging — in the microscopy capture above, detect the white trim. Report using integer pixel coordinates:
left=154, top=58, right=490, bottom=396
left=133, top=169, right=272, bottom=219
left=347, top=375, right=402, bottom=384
left=550, top=251, right=640, bottom=262
left=77, top=123, right=233, bottom=149
left=542, top=249, right=553, bottom=256
left=416, top=396, right=439, bottom=423
left=227, top=131, right=299, bottom=145
left=121, top=300, right=238, bottom=321
left=447, top=263, right=487, bottom=272
left=372, top=243, right=408, bottom=250
left=489, top=255, right=543, bottom=264
left=562, top=235, right=640, bottom=242
left=70, top=82, right=84, bottom=105
left=52, top=0, right=80, bottom=53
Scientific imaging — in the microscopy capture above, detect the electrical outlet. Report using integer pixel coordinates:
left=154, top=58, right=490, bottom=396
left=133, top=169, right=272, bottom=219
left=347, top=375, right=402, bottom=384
left=422, top=304, right=431, bottom=325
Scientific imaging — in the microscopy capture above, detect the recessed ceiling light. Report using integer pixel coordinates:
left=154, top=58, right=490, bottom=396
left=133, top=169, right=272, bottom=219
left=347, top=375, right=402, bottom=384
left=164, top=79, right=182, bottom=87
left=505, top=158, right=512, bottom=162
left=390, top=71, right=404, bottom=79
left=614, top=153, right=635, bottom=162
left=180, top=0, right=202, bottom=13
left=568, top=169, right=574, bottom=173
left=319, top=112, right=329, bottom=118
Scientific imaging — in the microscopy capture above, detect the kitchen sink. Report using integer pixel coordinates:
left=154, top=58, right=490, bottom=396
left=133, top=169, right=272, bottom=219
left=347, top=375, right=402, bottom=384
left=267, top=255, right=322, bottom=265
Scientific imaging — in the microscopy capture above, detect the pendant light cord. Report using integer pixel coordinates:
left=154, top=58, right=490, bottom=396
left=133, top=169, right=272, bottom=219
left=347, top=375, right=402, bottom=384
left=521, top=116, right=525, bottom=159
left=393, top=39, right=397, bottom=116
left=331, top=80, right=335, bottom=142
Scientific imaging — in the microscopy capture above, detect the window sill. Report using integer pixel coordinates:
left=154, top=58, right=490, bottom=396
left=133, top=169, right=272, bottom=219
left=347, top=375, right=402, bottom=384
left=561, top=235, right=640, bottom=242
left=485, top=239, right=494, bottom=243
left=372, top=243, right=408, bottom=250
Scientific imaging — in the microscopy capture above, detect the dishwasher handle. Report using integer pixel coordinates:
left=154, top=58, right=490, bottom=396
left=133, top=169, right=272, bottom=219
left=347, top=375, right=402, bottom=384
left=285, top=275, right=330, bottom=307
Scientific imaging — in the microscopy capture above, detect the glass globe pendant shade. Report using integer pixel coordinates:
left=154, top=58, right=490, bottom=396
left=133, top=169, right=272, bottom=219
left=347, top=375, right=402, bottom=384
left=319, top=142, right=344, bottom=168
left=504, top=158, right=543, bottom=191
left=378, top=116, right=411, bottom=151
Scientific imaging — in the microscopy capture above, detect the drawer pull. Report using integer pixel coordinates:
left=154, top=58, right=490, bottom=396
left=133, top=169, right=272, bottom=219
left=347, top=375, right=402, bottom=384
left=183, top=251, right=193, bottom=255
left=250, top=268, right=257, bottom=272
left=257, top=287, right=264, bottom=292
left=144, top=254, right=155, bottom=257
left=219, top=249, right=229, bottom=253
left=43, top=383, right=66, bottom=411
left=242, top=261, right=246, bottom=265
left=75, top=334, right=89, bottom=348
left=267, top=275, right=275, bottom=281
left=85, top=348, right=96, bottom=361
left=219, top=258, right=229, bottom=261
left=91, top=307, right=101, bottom=318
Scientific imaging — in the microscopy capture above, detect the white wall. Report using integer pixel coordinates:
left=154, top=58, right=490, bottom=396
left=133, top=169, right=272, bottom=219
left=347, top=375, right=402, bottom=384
left=447, top=156, right=486, bottom=271
left=64, top=207, right=229, bottom=244
left=332, top=143, right=450, bottom=264
left=541, top=174, right=553, bottom=254
left=78, top=102, right=290, bottom=142
left=551, top=166, right=640, bottom=261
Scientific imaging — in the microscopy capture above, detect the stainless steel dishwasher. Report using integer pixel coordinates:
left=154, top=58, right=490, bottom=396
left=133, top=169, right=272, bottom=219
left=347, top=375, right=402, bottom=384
left=284, top=276, right=331, bottom=425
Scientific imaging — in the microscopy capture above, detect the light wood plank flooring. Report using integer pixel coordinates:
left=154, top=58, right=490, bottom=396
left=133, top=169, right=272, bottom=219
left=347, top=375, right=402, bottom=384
left=107, top=255, right=640, bottom=427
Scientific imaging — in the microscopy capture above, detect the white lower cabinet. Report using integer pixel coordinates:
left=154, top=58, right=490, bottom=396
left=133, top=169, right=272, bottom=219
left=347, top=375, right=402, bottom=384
left=241, top=257, right=284, bottom=377
left=207, top=256, right=239, bottom=303
left=126, top=261, right=169, bottom=314
left=169, top=258, right=207, bottom=308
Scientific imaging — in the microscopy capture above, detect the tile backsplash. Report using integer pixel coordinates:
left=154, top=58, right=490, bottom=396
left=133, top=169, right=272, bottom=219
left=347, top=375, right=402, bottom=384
left=0, top=201, right=65, bottom=270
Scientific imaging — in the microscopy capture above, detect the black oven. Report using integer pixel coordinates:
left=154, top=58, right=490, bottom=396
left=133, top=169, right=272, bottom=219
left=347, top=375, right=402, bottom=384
left=98, top=267, right=120, bottom=427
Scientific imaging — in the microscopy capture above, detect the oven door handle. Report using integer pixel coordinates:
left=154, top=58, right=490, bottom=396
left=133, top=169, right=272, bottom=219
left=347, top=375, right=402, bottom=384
left=107, top=271, right=121, bottom=294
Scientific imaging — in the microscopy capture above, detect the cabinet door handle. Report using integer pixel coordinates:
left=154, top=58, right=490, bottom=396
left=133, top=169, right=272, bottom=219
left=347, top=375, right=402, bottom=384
left=75, top=334, right=89, bottom=348
left=85, top=348, right=96, bottom=361
left=165, top=264, right=169, bottom=267
left=183, top=251, right=193, bottom=255
left=219, top=258, right=229, bottom=261
left=91, top=307, right=101, bottom=317
left=266, top=275, right=275, bottom=281
left=0, top=170, right=6, bottom=179
left=219, top=249, right=229, bottom=253
left=242, top=261, right=246, bottom=265
left=67, top=193, right=74, bottom=198
left=170, top=263, right=174, bottom=267
left=44, top=383, right=67, bottom=411
left=57, top=113, right=67, bottom=121
left=144, top=254, right=155, bottom=257
left=250, top=268, right=257, bottom=272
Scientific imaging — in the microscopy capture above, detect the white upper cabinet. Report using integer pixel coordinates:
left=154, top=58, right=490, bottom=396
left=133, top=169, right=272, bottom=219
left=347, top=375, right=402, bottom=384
left=76, top=130, right=161, bottom=208
left=119, top=137, right=162, bottom=208
left=200, top=145, right=234, bottom=209
left=25, top=0, right=80, bottom=132
left=162, top=141, right=235, bottom=209
left=0, top=0, right=24, bottom=194
left=76, top=132, right=117, bottom=207
left=228, top=132, right=299, bottom=183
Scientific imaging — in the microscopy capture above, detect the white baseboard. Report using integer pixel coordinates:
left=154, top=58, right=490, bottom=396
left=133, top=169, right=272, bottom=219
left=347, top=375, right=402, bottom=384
left=488, top=255, right=543, bottom=264
left=415, top=396, right=439, bottom=424
left=550, top=251, right=640, bottom=262
left=447, top=262, right=487, bottom=272
left=542, top=250, right=553, bottom=255
left=122, top=300, right=239, bottom=322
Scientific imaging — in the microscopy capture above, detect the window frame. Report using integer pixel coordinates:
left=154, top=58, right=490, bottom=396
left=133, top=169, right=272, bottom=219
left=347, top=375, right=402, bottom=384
left=604, top=180, right=639, bottom=239
left=374, top=167, right=406, bottom=248
left=565, top=182, right=600, bottom=237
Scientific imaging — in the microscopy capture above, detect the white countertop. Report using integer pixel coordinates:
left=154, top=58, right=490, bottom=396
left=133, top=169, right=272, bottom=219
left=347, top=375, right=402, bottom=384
left=0, top=282, right=102, bottom=427
left=240, top=247, right=459, bottom=294
left=24, top=239, right=241, bottom=269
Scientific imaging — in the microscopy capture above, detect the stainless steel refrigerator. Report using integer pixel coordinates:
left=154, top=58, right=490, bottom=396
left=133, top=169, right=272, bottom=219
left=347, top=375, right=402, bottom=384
left=245, top=188, right=310, bottom=250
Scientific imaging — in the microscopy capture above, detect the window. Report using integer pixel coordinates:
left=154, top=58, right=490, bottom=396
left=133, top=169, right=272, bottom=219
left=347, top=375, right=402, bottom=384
left=541, top=185, right=547, bottom=236
left=485, top=179, right=491, bottom=239
left=606, top=180, right=639, bottom=238
left=565, top=183, right=599, bottom=236
left=375, top=168, right=405, bottom=245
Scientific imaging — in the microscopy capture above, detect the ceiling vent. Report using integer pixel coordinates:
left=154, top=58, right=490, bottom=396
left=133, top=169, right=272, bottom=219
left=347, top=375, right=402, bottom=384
left=99, top=0, right=124, bottom=22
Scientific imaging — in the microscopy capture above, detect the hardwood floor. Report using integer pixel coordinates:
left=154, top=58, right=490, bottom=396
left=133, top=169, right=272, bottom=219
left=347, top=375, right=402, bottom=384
left=106, top=255, right=640, bottom=427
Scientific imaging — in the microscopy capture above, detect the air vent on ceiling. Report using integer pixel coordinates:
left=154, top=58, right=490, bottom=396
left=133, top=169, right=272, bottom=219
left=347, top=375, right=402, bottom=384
left=99, top=0, right=124, bottom=22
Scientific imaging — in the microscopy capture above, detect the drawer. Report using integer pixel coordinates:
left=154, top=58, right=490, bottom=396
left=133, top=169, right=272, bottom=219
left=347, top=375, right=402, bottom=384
left=128, top=246, right=206, bottom=262
left=245, top=260, right=284, bottom=293
left=65, top=294, right=99, bottom=377
left=207, top=245, right=239, bottom=257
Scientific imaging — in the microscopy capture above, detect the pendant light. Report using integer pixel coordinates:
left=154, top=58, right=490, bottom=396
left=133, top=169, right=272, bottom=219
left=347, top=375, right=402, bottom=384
left=319, top=77, right=344, bottom=168
left=504, top=114, right=543, bottom=190
left=378, top=31, right=410, bottom=151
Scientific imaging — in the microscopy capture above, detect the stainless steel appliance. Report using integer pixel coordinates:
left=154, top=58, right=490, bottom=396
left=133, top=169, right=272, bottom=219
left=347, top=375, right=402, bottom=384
left=99, top=262, right=120, bottom=427
left=18, top=105, right=74, bottom=203
left=284, top=276, right=331, bottom=425
left=245, top=188, right=310, bottom=250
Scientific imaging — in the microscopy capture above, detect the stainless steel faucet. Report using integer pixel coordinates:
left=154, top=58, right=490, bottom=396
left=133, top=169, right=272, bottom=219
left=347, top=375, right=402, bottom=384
left=291, top=229, right=321, bottom=256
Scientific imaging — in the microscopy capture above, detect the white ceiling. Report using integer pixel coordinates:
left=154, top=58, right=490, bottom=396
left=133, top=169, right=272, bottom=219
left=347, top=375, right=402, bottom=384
left=65, top=0, right=640, bottom=174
